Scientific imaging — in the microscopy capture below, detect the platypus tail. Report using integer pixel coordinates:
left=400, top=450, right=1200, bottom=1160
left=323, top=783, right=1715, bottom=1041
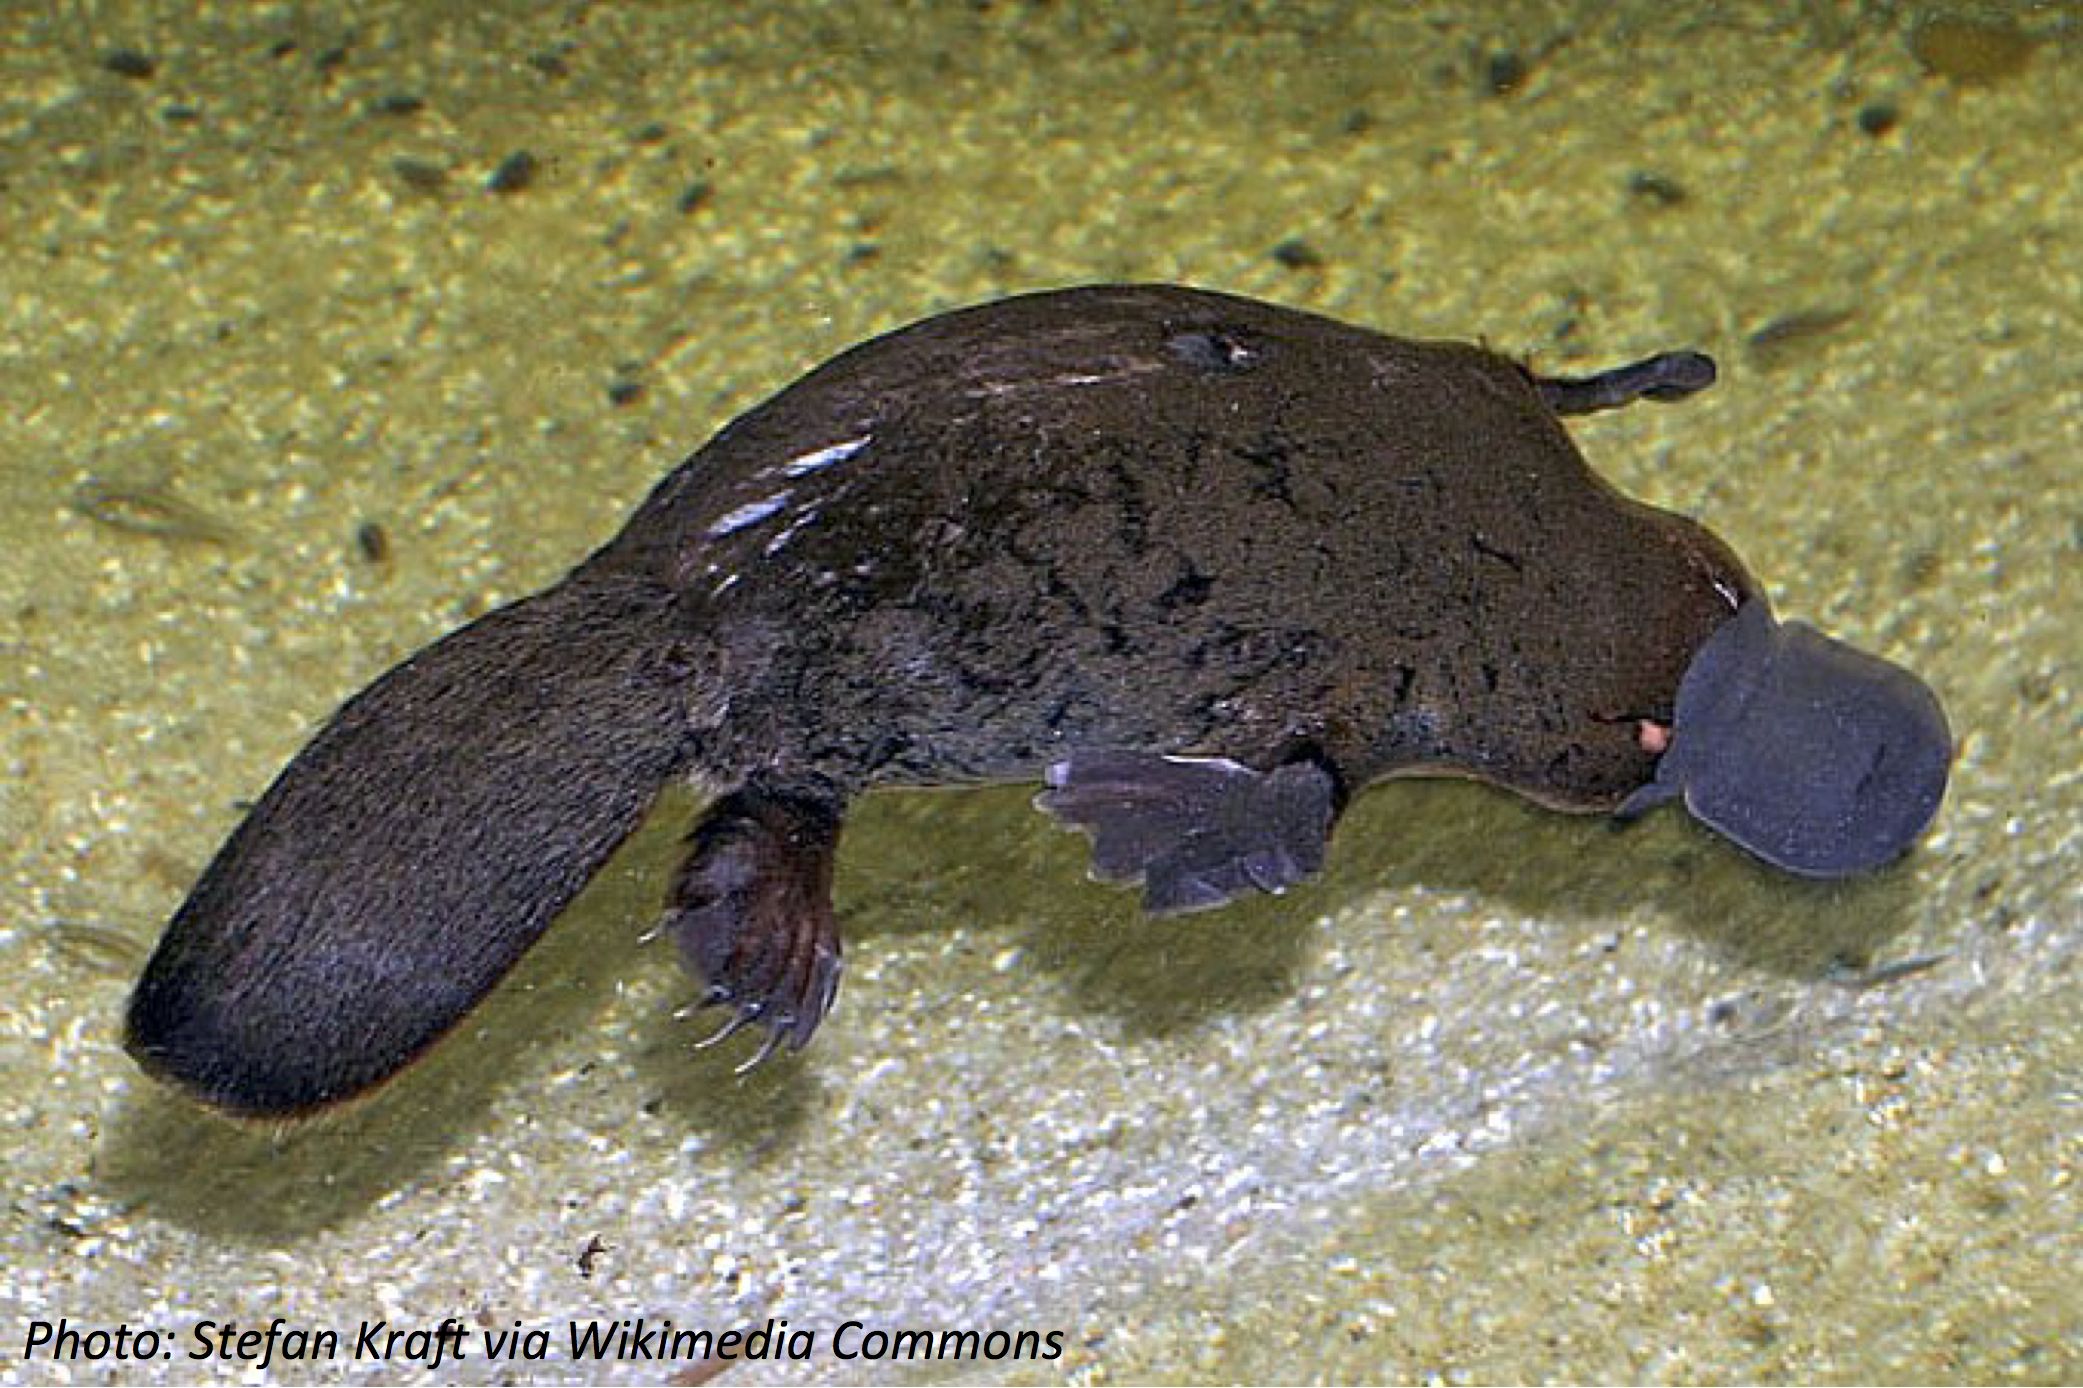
left=125, top=573, right=704, bottom=1118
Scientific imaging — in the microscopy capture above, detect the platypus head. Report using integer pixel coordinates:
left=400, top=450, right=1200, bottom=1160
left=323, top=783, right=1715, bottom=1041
left=1617, top=598, right=1952, bottom=876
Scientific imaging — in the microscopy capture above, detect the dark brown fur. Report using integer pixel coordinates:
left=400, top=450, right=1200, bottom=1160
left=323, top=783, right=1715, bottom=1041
left=129, top=286, right=1772, bottom=1116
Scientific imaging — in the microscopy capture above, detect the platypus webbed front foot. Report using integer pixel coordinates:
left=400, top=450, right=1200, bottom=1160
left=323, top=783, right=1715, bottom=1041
left=664, top=781, right=844, bottom=1069
left=1037, top=750, right=1340, bottom=914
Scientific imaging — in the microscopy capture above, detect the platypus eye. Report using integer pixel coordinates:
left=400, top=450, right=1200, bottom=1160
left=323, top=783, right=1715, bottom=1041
left=1164, top=327, right=1261, bottom=375
left=1616, top=600, right=1952, bottom=876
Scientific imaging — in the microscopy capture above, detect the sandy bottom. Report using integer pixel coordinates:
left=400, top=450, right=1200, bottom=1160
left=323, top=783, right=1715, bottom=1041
left=2, top=2, right=2076, bottom=1383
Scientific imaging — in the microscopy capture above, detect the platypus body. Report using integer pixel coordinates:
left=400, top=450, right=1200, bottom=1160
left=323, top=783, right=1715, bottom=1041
left=125, top=285, right=1951, bottom=1117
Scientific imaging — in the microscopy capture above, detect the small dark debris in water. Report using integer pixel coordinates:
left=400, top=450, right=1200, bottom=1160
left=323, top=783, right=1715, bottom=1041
left=488, top=150, right=540, bottom=195
left=666, top=1353, right=737, bottom=1388
left=1826, top=951, right=1950, bottom=991
left=632, top=121, right=670, bottom=144
left=371, top=91, right=425, bottom=117
left=1627, top=171, right=1688, bottom=207
left=843, top=242, right=881, bottom=266
left=355, top=520, right=391, bottom=564
left=314, top=44, right=351, bottom=75
left=607, top=374, right=645, bottom=407
left=1271, top=238, right=1324, bottom=270
left=43, top=921, right=151, bottom=975
left=161, top=103, right=202, bottom=124
left=576, top=1234, right=609, bottom=1277
left=1745, top=307, right=1857, bottom=365
left=392, top=156, right=448, bottom=192
left=101, top=48, right=157, bottom=79
left=675, top=180, right=713, bottom=215
left=1341, top=109, right=1375, bottom=136
left=527, top=49, right=571, bottom=80
left=1909, top=15, right=2035, bottom=83
left=69, top=480, right=239, bottom=545
left=1482, top=49, right=1528, bottom=97
left=1898, top=546, right=1942, bottom=589
left=1857, top=102, right=1901, bottom=137
left=30, top=1182, right=132, bottom=1242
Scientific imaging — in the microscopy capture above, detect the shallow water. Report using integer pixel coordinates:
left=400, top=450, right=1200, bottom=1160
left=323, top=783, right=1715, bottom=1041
left=3, top=2, right=2077, bottom=1382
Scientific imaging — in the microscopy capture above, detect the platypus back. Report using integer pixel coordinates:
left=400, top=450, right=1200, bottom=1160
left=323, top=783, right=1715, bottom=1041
left=125, top=574, right=703, bottom=1116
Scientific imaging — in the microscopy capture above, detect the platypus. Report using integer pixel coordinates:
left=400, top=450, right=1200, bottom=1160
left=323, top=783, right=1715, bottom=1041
left=124, top=284, right=1951, bottom=1117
